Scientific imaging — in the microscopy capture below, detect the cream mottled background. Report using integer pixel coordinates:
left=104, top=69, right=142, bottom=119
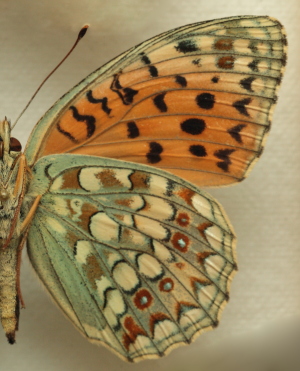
left=0, top=1, right=299, bottom=370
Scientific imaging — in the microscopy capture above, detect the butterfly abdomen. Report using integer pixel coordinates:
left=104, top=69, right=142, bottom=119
left=0, top=239, right=21, bottom=344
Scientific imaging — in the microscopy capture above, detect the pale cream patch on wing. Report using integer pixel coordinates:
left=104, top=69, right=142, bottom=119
left=238, top=19, right=258, bottom=28
left=198, top=35, right=215, bottom=50
left=250, top=77, right=268, bottom=95
left=121, top=228, right=148, bottom=246
left=148, top=175, right=169, bottom=196
left=69, top=198, right=83, bottom=222
left=256, top=41, right=272, bottom=56
left=111, top=169, right=134, bottom=188
left=50, top=196, right=69, bottom=216
left=205, top=255, right=226, bottom=280
left=75, top=240, right=94, bottom=264
left=79, top=168, right=104, bottom=191
left=90, top=212, right=119, bottom=242
left=256, top=59, right=269, bottom=73
left=204, top=225, right=223, bottom=252
left=137, top=254, right=163, bottom=279
left=191, top=194, right=214, bottom=221
left=103, top=290, right=126, bottom=328
left=152, top=241, right=173, bottom=262
left=120, top=214, right=134, bottom=227
left=117, top=195, right=144, bottom=210
left=96, top=276, right=113, bottom=302
left=210, top=203, right=230, bottom=232
left=134, top=215, right=168, bottom=240
left=272, top=41, right=286, bottom=58
left=213, top=29, right=227, bottom=36
left=179, top=308, right=205, bottom=329
left=105, top=250, right=124, bottom=268
left=124, top=250, right=137, bottom=262
left=79, top=167, right=133, bottom=191
left=113, top=262, right=140, bottom=292
left=128, top=335, right=153, bottom=354
left=46, top=216, right=67, bottom=235
left=51, top=176, right=63, bottom=191
left=153, top=319, right=179, bottom=341
left=234, top=38, right=251, bottom=54
left=223, top=233, right=234, bottom=256
left=83, top=323, right=116, bottom=344
left=197, top=284, right=218, bottom=308
left=140, top=196, right=174, bottom=220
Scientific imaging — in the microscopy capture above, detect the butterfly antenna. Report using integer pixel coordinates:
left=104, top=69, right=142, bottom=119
left=11, top=25, right=89, bottom=130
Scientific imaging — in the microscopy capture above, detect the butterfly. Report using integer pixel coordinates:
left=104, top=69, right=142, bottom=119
left=0, top=15, right=287, bottom=362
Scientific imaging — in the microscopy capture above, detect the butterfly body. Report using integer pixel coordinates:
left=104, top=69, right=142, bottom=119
left=0, top=16, right=286, bottom=362
left=0, top=119, right=28, bottom=342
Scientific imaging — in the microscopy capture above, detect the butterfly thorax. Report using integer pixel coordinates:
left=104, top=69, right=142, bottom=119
left=0, top=119, right=26, bottom=245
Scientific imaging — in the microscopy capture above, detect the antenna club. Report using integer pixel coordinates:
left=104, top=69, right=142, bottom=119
left=11, top=25, right=90, bottom=130
left=78, top=25, right=89, bottom=40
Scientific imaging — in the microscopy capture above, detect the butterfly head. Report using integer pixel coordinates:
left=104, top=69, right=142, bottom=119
left=0, top=118, right=22, bottom=162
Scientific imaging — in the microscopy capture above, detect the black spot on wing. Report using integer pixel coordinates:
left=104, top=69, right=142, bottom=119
left=189, top=145, right=207, bottom=157
left=196, top=93, right=215, bottom=110
left=192, top=58, right=201, bottom=66
left=281, top=53, right=287, bottom=67
left=153, top=93, right=167, bottom=112
left=140, top=52, right=158, bottom=77
left=211, top=76, right=219, bottom=83
left=175, top=75, right=187, bottom=87
left=175, top=39, right=199, bottom=54
left=57, top=122, right=78, bottom=143
left=123, top=87, right=139, bottom=104
left=214, top=149, right=235, bottom=172
left=147, top=142, right=163, bottom=163
left=111, top=74, right=138, bottom=105
left=127, top=121, right=140, bottom=138
left=181, top=118, right=206, bottom=135
left=212, top=320, right=219, bottom=328
left=69, top=106, right=96, bottom=138
left=148, top=65, right=158, bottom=77
left=240, top=77, right=256, bottom=92
left=233, top=98, right=252, bottom=117
left=86, top=90, right=111, bottom=115
left=248, top=59, right=259, bottom=72
left=248, top=41, right=258, bottom=53
left=165, top=179, right=176, bottom=197
left=227, top=124, right=247, bottom=143
left=140, top=53, right=151, bottom=64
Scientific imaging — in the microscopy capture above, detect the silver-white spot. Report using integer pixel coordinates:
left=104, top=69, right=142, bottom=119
left=178, top=238, right=186, bottom=248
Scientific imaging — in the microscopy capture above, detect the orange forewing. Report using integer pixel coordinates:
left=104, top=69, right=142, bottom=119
left=28, top=16, right=287, bottom=186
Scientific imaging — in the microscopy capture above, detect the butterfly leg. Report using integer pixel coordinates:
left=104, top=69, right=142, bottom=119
left=16, top=229, right=31, bottom=309
left=20, top=195, right=42, bottom=233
